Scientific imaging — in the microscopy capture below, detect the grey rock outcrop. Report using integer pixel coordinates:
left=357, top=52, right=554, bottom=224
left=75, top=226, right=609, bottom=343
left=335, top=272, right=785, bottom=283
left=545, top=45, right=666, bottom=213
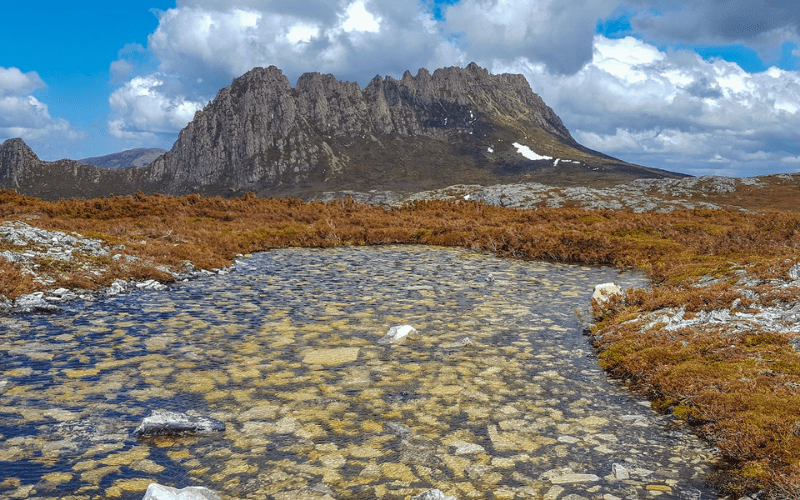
left=789, top=263, right=800, bottom=280
left=14, top=292, right=60, bottom=314
left=0, top=138, right=149, bottom=199
left=0, top=138, right=39, bottom=187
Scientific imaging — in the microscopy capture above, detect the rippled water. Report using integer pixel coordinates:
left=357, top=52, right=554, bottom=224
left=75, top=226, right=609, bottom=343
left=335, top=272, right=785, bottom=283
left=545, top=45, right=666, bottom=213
left=0, top=246, right=718, bottom=499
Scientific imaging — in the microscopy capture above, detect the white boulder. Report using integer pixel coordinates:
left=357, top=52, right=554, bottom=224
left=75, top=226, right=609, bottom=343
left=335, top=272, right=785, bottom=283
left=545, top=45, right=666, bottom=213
left=134, top=410, right=225, bottom=437
left=378, top=325, right=419, bottom=344
left=142, top=484, right=223, bottom=500
left=411, top=489, right=458, bottom=500
left=592, top=283, right=622, bottom=303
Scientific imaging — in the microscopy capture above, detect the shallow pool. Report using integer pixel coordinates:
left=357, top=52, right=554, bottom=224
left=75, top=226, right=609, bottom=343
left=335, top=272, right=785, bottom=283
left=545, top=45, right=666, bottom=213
left=0, top=246, right=718, bottom=499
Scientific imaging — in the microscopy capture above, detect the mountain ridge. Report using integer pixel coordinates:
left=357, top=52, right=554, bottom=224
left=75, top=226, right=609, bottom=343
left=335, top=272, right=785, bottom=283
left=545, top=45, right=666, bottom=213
left=1, top=63, right=686, bottom=200
left=79, top=148, right=167, bottom=169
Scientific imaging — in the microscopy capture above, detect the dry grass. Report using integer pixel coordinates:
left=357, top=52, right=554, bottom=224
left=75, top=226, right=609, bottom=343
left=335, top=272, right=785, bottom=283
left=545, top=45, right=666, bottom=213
left=2, top=189, right=800, bottom=496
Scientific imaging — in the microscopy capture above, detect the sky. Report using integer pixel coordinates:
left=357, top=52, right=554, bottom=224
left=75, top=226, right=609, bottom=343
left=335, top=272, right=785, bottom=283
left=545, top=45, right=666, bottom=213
left=2, top=0, right=800, bottom=178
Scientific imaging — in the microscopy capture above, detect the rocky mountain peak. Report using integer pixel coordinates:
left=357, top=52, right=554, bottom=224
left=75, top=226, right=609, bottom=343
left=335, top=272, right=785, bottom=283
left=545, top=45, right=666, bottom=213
left=143, top=62, right=591, bottom=195
left=1, top=138, right=41, bottom=187
left=1, top=138, right=39, bottom=163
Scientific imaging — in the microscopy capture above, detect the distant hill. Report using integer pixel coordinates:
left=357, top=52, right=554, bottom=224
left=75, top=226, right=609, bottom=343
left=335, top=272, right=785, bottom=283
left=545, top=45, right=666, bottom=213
left=79, top=148, right=166, bottom=169
left=0, top=63, right=686, bottom=200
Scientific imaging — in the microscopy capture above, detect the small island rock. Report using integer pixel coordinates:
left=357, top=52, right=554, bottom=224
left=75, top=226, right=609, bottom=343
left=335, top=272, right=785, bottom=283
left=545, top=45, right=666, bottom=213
left=134, top=410, right=225, bottom=437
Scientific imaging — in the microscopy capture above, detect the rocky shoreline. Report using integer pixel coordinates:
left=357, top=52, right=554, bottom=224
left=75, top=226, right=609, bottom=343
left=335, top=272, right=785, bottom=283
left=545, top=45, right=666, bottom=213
left=594, top=264, right=800, bottom=352
left=0, top=220, right=236, bottom=315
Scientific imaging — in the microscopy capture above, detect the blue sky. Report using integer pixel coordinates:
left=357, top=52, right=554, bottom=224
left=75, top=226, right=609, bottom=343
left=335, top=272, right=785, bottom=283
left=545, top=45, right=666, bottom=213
left=2, top=0, right=800, bottom=177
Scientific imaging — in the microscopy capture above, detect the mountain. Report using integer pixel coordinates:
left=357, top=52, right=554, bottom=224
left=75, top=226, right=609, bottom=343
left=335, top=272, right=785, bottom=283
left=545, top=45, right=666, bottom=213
left=1, top=63, right=685, bottom=200
left=79, top=148, right=166, bottom=169
left=0, top=138, right=148, bottom=199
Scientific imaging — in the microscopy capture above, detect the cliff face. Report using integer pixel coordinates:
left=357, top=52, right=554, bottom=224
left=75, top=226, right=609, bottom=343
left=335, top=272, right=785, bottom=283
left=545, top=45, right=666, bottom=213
left=1, top=63, right=683, bottom=200
left=0, top=138, right=40, bottom=188
left=144, top=63, right=590, bottom=194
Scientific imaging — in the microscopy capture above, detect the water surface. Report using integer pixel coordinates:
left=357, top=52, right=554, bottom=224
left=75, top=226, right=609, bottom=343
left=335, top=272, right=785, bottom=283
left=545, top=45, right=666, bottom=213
left=0, top=246, right=718, bottom=499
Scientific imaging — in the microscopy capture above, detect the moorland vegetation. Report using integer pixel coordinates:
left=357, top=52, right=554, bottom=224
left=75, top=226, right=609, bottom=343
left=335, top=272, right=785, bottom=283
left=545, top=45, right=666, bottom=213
left=1, top=189, right=799, bottom=498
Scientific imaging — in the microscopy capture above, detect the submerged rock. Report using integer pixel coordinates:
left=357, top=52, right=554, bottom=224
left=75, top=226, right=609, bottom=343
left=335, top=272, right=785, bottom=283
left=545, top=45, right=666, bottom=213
left=272, top=487, right=335, bottom=500
left=134, top=410, right=226, bottom=437
left=385, top=421, right=412, bottom=437
left=451, top=440, right=485, bottom=455
left=302, top=347, right=360, bottom=365
left=142, top=483, right=223, bottom=500
left=541, top=467, right=602, bottom=485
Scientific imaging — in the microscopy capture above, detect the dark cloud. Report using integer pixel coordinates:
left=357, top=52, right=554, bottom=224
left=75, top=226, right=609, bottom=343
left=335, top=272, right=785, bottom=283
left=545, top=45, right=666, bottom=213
left=684, top=78, right=723, bottom=99
left=441, top=0, right=619, bottom=74
left=629, top=0, right=800, bottom=46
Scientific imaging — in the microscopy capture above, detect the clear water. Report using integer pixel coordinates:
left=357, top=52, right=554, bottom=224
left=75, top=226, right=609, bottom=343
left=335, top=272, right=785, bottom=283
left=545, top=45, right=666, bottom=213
left=0, top=246, right=718, bottom=499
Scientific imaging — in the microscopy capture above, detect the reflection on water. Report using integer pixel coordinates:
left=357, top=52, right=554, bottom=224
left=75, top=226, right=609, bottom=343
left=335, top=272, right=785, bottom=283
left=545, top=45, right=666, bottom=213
left=0, top=246, right=717, bottom=499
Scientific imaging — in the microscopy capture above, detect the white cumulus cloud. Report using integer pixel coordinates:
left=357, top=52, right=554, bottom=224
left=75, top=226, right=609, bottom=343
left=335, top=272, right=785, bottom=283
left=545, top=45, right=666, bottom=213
left=108, top=75, right=206, bottom=141
left=0, top=67, right=45, bottom=96
left=441, top=0, right=619, bottom=74
left=0, top=66, right=83, bottom=156
left=495, top=35, right=800, bottom=176
left=342, top=0, right=381, bottom=33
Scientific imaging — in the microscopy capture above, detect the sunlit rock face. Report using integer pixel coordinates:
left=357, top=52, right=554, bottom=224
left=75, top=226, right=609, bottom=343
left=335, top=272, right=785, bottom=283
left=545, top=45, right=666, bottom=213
left=144, top=63, right=579, bottom=194
left=0, top=246, right=717, bottom=499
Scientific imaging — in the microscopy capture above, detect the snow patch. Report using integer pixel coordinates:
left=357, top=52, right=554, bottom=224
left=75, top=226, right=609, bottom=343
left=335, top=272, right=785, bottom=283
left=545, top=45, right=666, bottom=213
left=554, top=158, right=581, bottom=166
left=512, top=142, right=552, bottom=161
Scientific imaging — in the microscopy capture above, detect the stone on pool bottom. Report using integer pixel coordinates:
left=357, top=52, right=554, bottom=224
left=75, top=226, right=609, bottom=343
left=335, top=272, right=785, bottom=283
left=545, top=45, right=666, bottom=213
left=0, top=246, right=719, bottom=499
left=302, top=347, right=361, bottom=365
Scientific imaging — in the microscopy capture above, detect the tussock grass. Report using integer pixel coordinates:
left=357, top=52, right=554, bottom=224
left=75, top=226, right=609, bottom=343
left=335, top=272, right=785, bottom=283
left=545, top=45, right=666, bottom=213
left=2, top=189, right=800, bottom=496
